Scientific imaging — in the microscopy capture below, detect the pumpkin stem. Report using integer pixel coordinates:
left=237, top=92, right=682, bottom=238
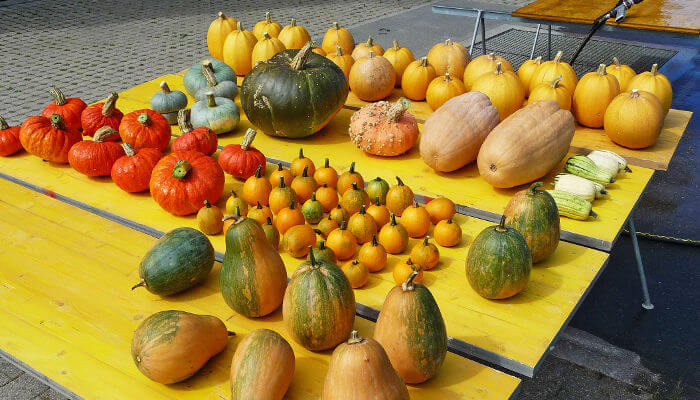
left=553, top=50, right=563, bottom=63
left=386, top=97, right=410, bottom=122
left=412, top=200, right=419, bottom=208
left=590, top=210, right=598, bottom=219
left=396, top=176, right=404, bottom=186
left=241, top=128, right=257, bottom=150
left=93, top=126, right=119, bottom=142
left=311, top=191, right=317, bottom=201
left=237, top=21, right=243, bottom=31
left=368, top=51, right=375, bottom=59
left=495, top=214, right=508, bottom=232
left=447, top=218, right=453, bottom=224
left=289, top=199, right=296, bottom=209
left=0, top=115, right=8, bottom=130
left=137, top=112, right=151, bottom=126
left=323, top=182, right=328, bottom=188
left=278, top=176, right=286, bottom=188
left=340, top=220, right=347, bottom=230
left=253, top=201, right=261, bottom=210
left=366, top=36, right=374, bottom=47
left=291, top=41, right=315, bottom=70
left=596, top=63, right=607, bottom=75
left=390, top=212, right=397, bottom=226
left=534, top=55, right=542, bottom=65
left=290, top=18, right=297, bottom=27
left=393, top=40, right=400, bottom=51
left=419, top=57, right=428, bottom=67
left=102, top=92, right=119, bottom=117
left=49, top=86, right=66, bottom=106
left=202, top=60, right=219, bottom=87
left=444, top=72, right=452, bottom=82
left=177, top=108, right=193, bottom=133
left=49, top=114, right=65, bottom=130
left=172, top=160, right=192, bottom=180
left=297, top=148, right=305, bottom=159
left=374, top=196, right=381, bottom=206
left=227, top=331, right=236, bottom=336
left=263, top=32, right=272, bottom=40
left=423, top=236, right=430, bottom=246
left=650, top=63, right=658, bottom=75
left=205, top=92, right=217, bottom=108
left=122, top=143, right=135, bottom=157
left=234, top=204, right=241, bottom=218
left=254, top=164, right=263, bottom=178
left=266, top=216, right=273, bottom=225
left=359, top=204, right=366, bottom=214
left=528, top=182, right=544, bottom=194
left=487, top=52, right=496, bottom=60
left=613, top=57, right=621, bottom=67
left=159, top=81, right=171, bottom=94
left=218, top=11, right=226, bottom=19
left=324, top=158, right=330, bottom=168
left=265, top=11, right=272, bottom=23
left=204, top=200, right=213, bottom=208
left=332, top=21, right=339, bottom=30
left=231, top=190, right=238, bottom=198
left=630, top=88, right=640, bottom=99
left=402, top=269, right=418, bottom=291
left=276, top=163, right=284, bottom=171
left=351, top=181, right=359, bottom=191
left=318, top=240, right=327, bottom=250
left=550, top=75, right=563, bottom=88
left=445, top=38, right=452, bottom=46
left=335, top=44, right=343, bottom=56
left=302, top=165, right=309, bottom=177
left=371, top=234, right=378, bottom=246
left=131, top=280, right=147, bottom=290
left=347, top=330, right=364, bottom=344
left=308, top=245, right=318, bottom=267
left=494, top=62, right=504, bottom=75
left=349, top=161, right=356, bottom=173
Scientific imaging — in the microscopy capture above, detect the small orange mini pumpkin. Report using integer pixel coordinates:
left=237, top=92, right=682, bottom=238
left=20, top=114, right=81, bottom=164
left=172, top=109, right=218, bottom=156
left=326, top=221, right=358, bottom=261
left=349, top=98, right=419, bottom=157
left=337, top=162, right=364, bottom=195
left=291, top=165, right=319, bottom=204
left=290, top=148, right=315, bottom=177
left=400, top=201, right=431, bottom=238
left=326, top=44, right=354, bottom=80
left=367, top=196, right=391, bottom=228
left=434, top=218, right=462, bottom=247
left=263, top=216, right=280, bottom=249
left=242, top=165, right=272, bottom=206
left=378, top=213, right=409, bottom=254
left=316, top=183, right=339, bottom=212
left=349, top=52, right=395, bottom=101
left=318, top=215, right=340, bottom=239
left=330, top=204, right=349, bottom=225
left=281, top=224, right=317, bottom=258
left=383, top=40, right=415, bottom=87
left=393, top=258, right=423, bottom=285
left=347, top=205, right=377, bottom=244
left=276, top=200, right=305, bottom=234
left=425, top=197, right=456, bottom=224
left=314, top=158, right=338, bottom=188
left=426, top=39, right=470, bottom=79
left=386, top=177, right=414, bottom=216
left=270, top=162, right=293, bottom=187
left=0, top=115, right=22, bottom=157
left=351, top=36, right=384, bottom=60
left=111, top=144, right=162, bottom=193
left=401, top=57, right=436, bottom=101
left=426, top=73, right=467, bottom=111
left=342, top=260, right=370, bottom=288
left=269, top=176, right=298, bottom=214
left=410, top=236, right=440, bottom=270
left=340, top=182, right=370, bottom=216
left=197, top=200, right=224, bottom=235
left=225, top=190, right=248, bottom=216
left=358, top=234, right=387, bottom=272
left=248, top=201, right=274, bottom=226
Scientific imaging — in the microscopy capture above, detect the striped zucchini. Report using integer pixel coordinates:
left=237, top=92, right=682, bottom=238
left=554, top=174, right=608, bottom=199
left=565, top=155, right=615, bottom=186
left=546, top=190, right=597, bottom=220
left=586, top=152, right=620, bottom=176
left=588, top=150, right=631, bottom=172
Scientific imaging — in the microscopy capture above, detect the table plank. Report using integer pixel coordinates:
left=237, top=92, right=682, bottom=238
left=0, top=180, right=521, bottom=400
left=512, top=0, right=700, bottom=35
left=0, top=150, right=608, bottom=375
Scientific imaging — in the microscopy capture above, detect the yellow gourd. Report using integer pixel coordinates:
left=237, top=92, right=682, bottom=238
left=401, top=57, right=436, bottom=101
left=222, top=22, right=257, bottom=76
left=207, top=12, right=238, bottom=61
left=251, top=32, right=286, bottom=66
left=605, top=57, right=636, bottom=91
left=327, top=45, right=354, bottom=80
left=463, top=52, right=514, bottom=90
left=252, top=12, right=282, bottom=40
left=517, top=56, right=542, bottom=96
left=627, top=63, right=672, bottom=115
left=529, top=75, right=572, bottom=111
left=322, top=22, right=355, bottom=54
left=278, top=18, right=311, bottom=50
left=573, top=64, right=620, bottom=128
left=529, top=51, right=578, bottom=94
left=426, top=73, right=466, bottom=111
left=426, top=39, right=470, bottom=79
left=604, top=89, right=664, bottom=149
left=383, top=40, right=415, bottom=87
left=471, top=62, right=525, bottom=121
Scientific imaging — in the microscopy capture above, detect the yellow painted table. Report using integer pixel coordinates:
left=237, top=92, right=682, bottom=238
left=113, top=75, right=658, bottom=251
left=0, top=150, right=608, bottom=376
left=0, top=180, right=521, bottom=399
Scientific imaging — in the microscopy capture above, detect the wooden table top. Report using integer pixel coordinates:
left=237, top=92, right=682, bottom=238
left=512, top=0, right=700, bottom=35
left=0, top=180, right=521, bottom=400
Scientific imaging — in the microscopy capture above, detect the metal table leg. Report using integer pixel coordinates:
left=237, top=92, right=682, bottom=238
left=469, top=9, right=483, bottom=56
left=530, top=24, right=542, bottom=59
left=480, top=13, right=486, bottom=55
left=548, top=24, right=552, bottom=59
left=628, top=216, right=654, bottom=310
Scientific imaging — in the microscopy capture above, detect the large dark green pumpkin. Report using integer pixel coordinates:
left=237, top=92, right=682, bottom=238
left=465, top=215, right=532, bottom=299
left=134, top=227, right=215, bottom=295
left=241, top=42, right=349, bottom=138
left=504, top=182, right=560, bottom=263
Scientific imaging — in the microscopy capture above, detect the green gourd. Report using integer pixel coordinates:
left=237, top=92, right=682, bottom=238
left=504, top=182, right=559, bottom=263
left=312, top=240, right=337, bottom=264
left=301, top=192, right=324, bottom=224
left=150, top=81, right=187, bottom=125
left=191, top=92, right=240, bottom=134
left=194, top=59, right=239, bottom=101
left=132, top=227, right=214, bottom=295
left=366, top=176, right=390, bottom=205
left=184, top=58, right=236, bottom=96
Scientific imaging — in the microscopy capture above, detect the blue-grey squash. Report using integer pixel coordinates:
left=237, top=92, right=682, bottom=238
left=184, top=59, right=236, bottom=97
left=150, top=81, right=187, bottom=125
left=194, top=60, right=238, bottom=101
left=191, top=92, right=240, bottom=135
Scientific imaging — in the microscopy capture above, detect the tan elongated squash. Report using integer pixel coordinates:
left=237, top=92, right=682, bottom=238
left=477, top=101, right=575, bottom=188
left=420, top=91, right=499, bottom=172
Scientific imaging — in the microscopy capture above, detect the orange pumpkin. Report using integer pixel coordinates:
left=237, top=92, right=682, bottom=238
left=19, top=114, right=81, bottom=164
left=573, top=64, right=620, bottom=128
left=383, top=40, right=415, bottom=87
left=367, top=196, right=391, bottom=228
left=378, top=213, right=409, bottom=254
left=410, top=236, right=440, bottom=270
left=42, top=86, right=86, bottom=132
left=269, top=176, right=298, bottom=214
left=281, top=224, right=317, bottom=258
left=119, top=109, right=171, bottom=152
left=347, top=205, right=377, bottom=245
left=627, top=63, right=672, bottom=115
left=351, top=36, right=384, bottom=60
left=400, top=201, right=431, bottom=238
left=340, top=182, right=370, bottom=216
left=341, top=260, right=370, bottom=288
left=392, top=258, right=423, bottom=285
left=385, top=177, right=414, bottom=217
left=242, top=165, right=272, bottom=206
left=349, top=98, right=419, bottom=157
left=401, top=57, right=436, bottom=101
left=222, top=22, right=257, bottom=76
left=207, top=12, right=238, bottom=60
left=197, top=200, right=224, bottom=235
left=606, top=57, right=636, bottom=91
left=111, top=144, right=162, bottom=193
left=80, top=91, right=123, bottom=139
left=349, top=52, right=396, bottom=101
left=529, top=75, right=572, bottom=111
left=252, top=12, right=283, bottom=40
left=314, top=158, right=338, bottom=188
left=426, top=39, right=470, bottom=79
left=463, top=52, right=514, bottom=90
left=434, top=218, right=462, bottom=247
left=426, top=73, right=467, bottom=110
left=326, top=221, right=358, bottom=261
left=226, top=190, right=248, bottom=216
left=425, top=197, right=456, bottom=224
left=326, top=45, right=354, bottom=80
left=322, top=22, right=355, bottom=55
left=604, top=89, right=664, bottom=149
left=330, top=204, right=349, bottom=225
left=358, top=234, right=387, bottom=272
left=270, top=162, right=294, bottom=187
left=290, top=148, right=315, bottom=177
left=276, top=200, right=305, bottom=234
left=172, top=108, right=218, bottom=156
left=315, top=183, right=339, bottom=212
left=0, top=115, right=22, bottom=156
left=68, top=126, right=125, bottom=177
left=278, top=18, right=311, bottom=49
left=291, top=165, right=319, bottom=204
left=318, top=215, right=340, bottom=239
left=248, top=201, right=274, bottom=226
left=517, top=56, right=542, bottom=96
left=471, top=62, right=525, bottom=121
left=529, top=50, right=578, bottom=94
left=337, top=162, right=364, bottom=195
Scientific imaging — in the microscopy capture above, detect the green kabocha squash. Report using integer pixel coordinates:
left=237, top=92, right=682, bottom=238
left=150, top=81, right=188, bottom=125
left=194, top=59, right=238, bottom=101
left=183, top=58, right=236, bottom=97
left=366, top=176, right=390, bottom=205
left=191, top=92, right=240, bottom=134
left=132, top=227, right=215, bottom=295
left=374, top=271, right=448, bottom=384
left=504, top=182, right=560, bottom=263
left=283, top=248, right=355, bottom=351
left=466, top=215, right=532, bottom=299
left=221, top=216, right=288, bottom=317
left=241, top=41, right=349, bottom=138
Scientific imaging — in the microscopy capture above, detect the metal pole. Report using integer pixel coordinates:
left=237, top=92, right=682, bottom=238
left=480, top=13, right=487, bottom=55
left=469, top=10, right=483, bottom=56
left=547, top=24, right=552, bottom=59
left=530, top=24, right=542, bottom=59
left=628, top=216, right=654, bottom=310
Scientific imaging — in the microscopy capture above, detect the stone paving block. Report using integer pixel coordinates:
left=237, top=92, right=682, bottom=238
left=0, top=373, right=51, bottom=400
left=34, top=387, right=69, bottom=400
left=0, top=357, right=24, bottom=381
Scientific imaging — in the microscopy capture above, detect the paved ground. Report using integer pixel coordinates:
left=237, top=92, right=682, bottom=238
left=0, top=0, right=697, bottom=399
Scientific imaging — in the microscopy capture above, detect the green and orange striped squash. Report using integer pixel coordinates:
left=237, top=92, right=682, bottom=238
left=374, top=271, right=448, bottom=383
left=465, top=215, right=532, bottom=299
left=312, top=240, right=337, bottom=264
left=220, top=217, right=288, bottom=317
left=131, top=310, right=231, bottom=384
left=504, top=181, right=560, bottom=263
left=230, top=329, right=295, bottom=400
left=283, top=249, right=356, bottom=351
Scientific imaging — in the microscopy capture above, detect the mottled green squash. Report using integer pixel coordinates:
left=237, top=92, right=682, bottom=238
left=366, top=176, right=390, bottom=204
left=283, top=249, right=355, bottom=350
left=133, top=227, right=215, bottom=295
left=504, top=182, right=560, bottom=263
left=312, top=240, right=337, bottom=264
left=230, top=329, right=295, bottom=400
left=373, top=272, right=448, bottom=384
left=221, top=217, right=288, bottom=317
left=466, top=215, right=532, bottom=299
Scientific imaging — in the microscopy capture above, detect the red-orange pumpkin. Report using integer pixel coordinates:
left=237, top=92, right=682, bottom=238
left=19, top=114, right=82, bottom=163
left=119, top=109, right=171, bottom=151
left=80, top=92, right=123, bottom=139
left=150, top=150, right=225, bottom=215
left=218, top=128, right=266, bottom=180
left=111, top=143, right=162, bottom=193
left=171, top=109, right=218, bottom=155
left=68, top=126, right=125, bottom=176
left=42, top=86, right=86, bottom=132
left=0, top=116, right=22, bottom=156
left=348, top=98, right=418, bottom=157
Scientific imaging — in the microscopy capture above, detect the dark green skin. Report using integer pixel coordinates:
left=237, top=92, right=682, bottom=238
left=465, top=217, right=532, bottom=299
left=138, top=228, right=215, bottom=295
left=241, top=49, right=349, bottom=138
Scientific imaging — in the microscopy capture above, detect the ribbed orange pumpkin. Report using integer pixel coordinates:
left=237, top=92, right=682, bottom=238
left=383, top=40, right=415, bottom=87
left=268, top=163, right=292, bottom=188
left=471, top=62, right=525, bottom=121
left=351, top=36, right=384, bottom=60
left=326, top=221, right=358, bottom=261
left=80, top=92, right=123, bottom=139
left=171, top=109, right=218, bottom=155
left=529, top=50, right=578, bottom=94
left=401, top=57, right=436, bottom=101
left=19, top=114, right=81, bottom=164
left=222, top=22, right=257, bottom=76
left=207, top=12, right=238, bottom=60
left=426, top=39, right=470, bottom=79
left=518, top=56, right=543, bottom=96
left=529, top=75, right=572, bottom=111
left=278, top=18, right=311, bottom=50
left=0, top=116, right=22, bottom=156
left=252, top=12, right=282, bottom=40
left=111, top=144, right=162, bottom=193
left=358, top=234, right=387, bottom=272
left=349, top=52, right=396, bottom=101
left=604, top=89, right=664, bottom=149
left=605, top=57, right=636, bottom=91
left=42, top=87, right=86, bottom=132
left=68, top=126, right=125, bottom=177
left=119, top=109, right=171, bottom=152
left=426, top=73, right=467, bottom=110
left=251, top=32, right=286, bottom=66
left=218, top=129, right=266, bottom=180
left=378, top=213, right=409, bottom=254
left=573, top=64, right=620, bottom=128
left=400, top=201, right=431, bottom=238
left=627, top=63, right=672, bottom=115
left=463, top=52, right=514, bottom=90
left=326, top=45, right=354, bottom=80
left=322, top=22, right=355, bottom=55
left=349, top=98, right=418, bottom=157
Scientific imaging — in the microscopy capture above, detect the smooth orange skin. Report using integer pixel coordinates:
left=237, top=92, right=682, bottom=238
left=315, top=184, right=339, bottom=212
left=378, top=221, right=409, bottom=254
left=197, top=203, right=224, bottom=235
left=341, top=260, right=370, bottom=288
left=573, top=67, right=620, bottom=128
left=317, top=216, right=340, bottom=239
left=269, top=165, right=294, bottom=187
left=425, top=197, right=456, bottom=224
left=386, top=182, right=414, bottom=217
left=410, top=240, right=440, bottom=270
left=367, top=202, right=391, bottom=228
left=314, top=165, right=338, bottom=188
left=337, top=170, right=364, bottom=196
left=434, top=219, right=462, bottom=247
left=290, top=156, right=315, bottom=177
left=243, top=174, right=272, bottom=206
left=291, top=173, right=319, bottom=205
left=426, top=39, right=470, bottom=79
left=400, top=204, right=431, bottom=238
left=392, top=261, right=423, bottom=285
left=269, top=183, right=298, bottom=215
left=281, top=224, right=317, bottom=258
left=401, top=59, right=436, bottom=101
left=248, top=204, right=273, bottom=226
left=326, top=227, right=358, bottom=261
left=276, top=204, right=305, bottom=234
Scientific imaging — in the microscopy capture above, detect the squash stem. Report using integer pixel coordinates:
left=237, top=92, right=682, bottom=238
left=444, top=72, right=452, bottom=82
left=308, top=245, right=318, bottom=267
left=650, top=63, right=658, bottom=75
left=172, top=160, right=192, bottom=180
left=613, top=57, right=621, bottom=67
left=93, top=126, right=119, bottom=142
left=206, top=92, right=217, bottom=108
left=254, top=165, right=263, bottom=178
left=553, top=50, right=563, bottom=63
left=419, top=57, right=428, bottom=67
left=349, top=161, right=356, bottom=173
left=550, top=75, right=563, bottom=88
left=423, top=236, right=429, bottom=246
left=324, top=158, right=330, bottom=168
left=596, top=63, right=607, bottom=75
left=335, top=44, right=343, bottom=56
left=241, top=128, right=257, bottom=150
left=137, top=113, right=151, bottom=126
left=528, top=181, right=544, bottom=194
left=177, top=108, right=193, bottom=133
left=131, top=280, right=147, bottom=290
left=236, top=21, right=243, bottom=31
left=159, top=81, right=171, bottom=94
left=371, top=234, right=378, bottom=246
left=386, top=97, right=410, bottom=121
left=292, top=41, right=314, bottom=70
left=265, top=11, right=272, bottom=23
left=366, top=36, right=374, bottom=47
left=218, top=11, right=226, bottom=19
left=533, top=55, right=542, bottom=65
left=401, top=269, right=418, bottom=291
left=227, top=331, right=236, bottom=336
left=0, top=115, right=9, bottom=130
left=332, top=21, right=339, bottom=30
left=347, top=330, right=364, bottom=344
left=202, top=60, right=218, bottom=87
left=278, top=176, right=286, bottom=188
left=102, top=92, right=119, bottom=117
left=302, top=165, right=309, bottom=177
left=311, top=191, right=317, bottom=201
left=393, top=40, right=400, bottom=51
left=590, top=210, right=598, bottom=219
left=396, top=176, right=404, bottom=186
left=374, top=196, right=381, bottom=206
left=390, top=212, right=397, bottom=226
left=49, top=114, right=65, bottom=130
left=630, top=89, right=640, bottom=99
left=122, top=143, right=136, bottom=157
left=495, top=214, right=508, bottom=232
left=494, top=62, right=503, bottom=75
left=49, top=86, right=67, bottom=106
left=290, top=18, right=297, bottom=27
